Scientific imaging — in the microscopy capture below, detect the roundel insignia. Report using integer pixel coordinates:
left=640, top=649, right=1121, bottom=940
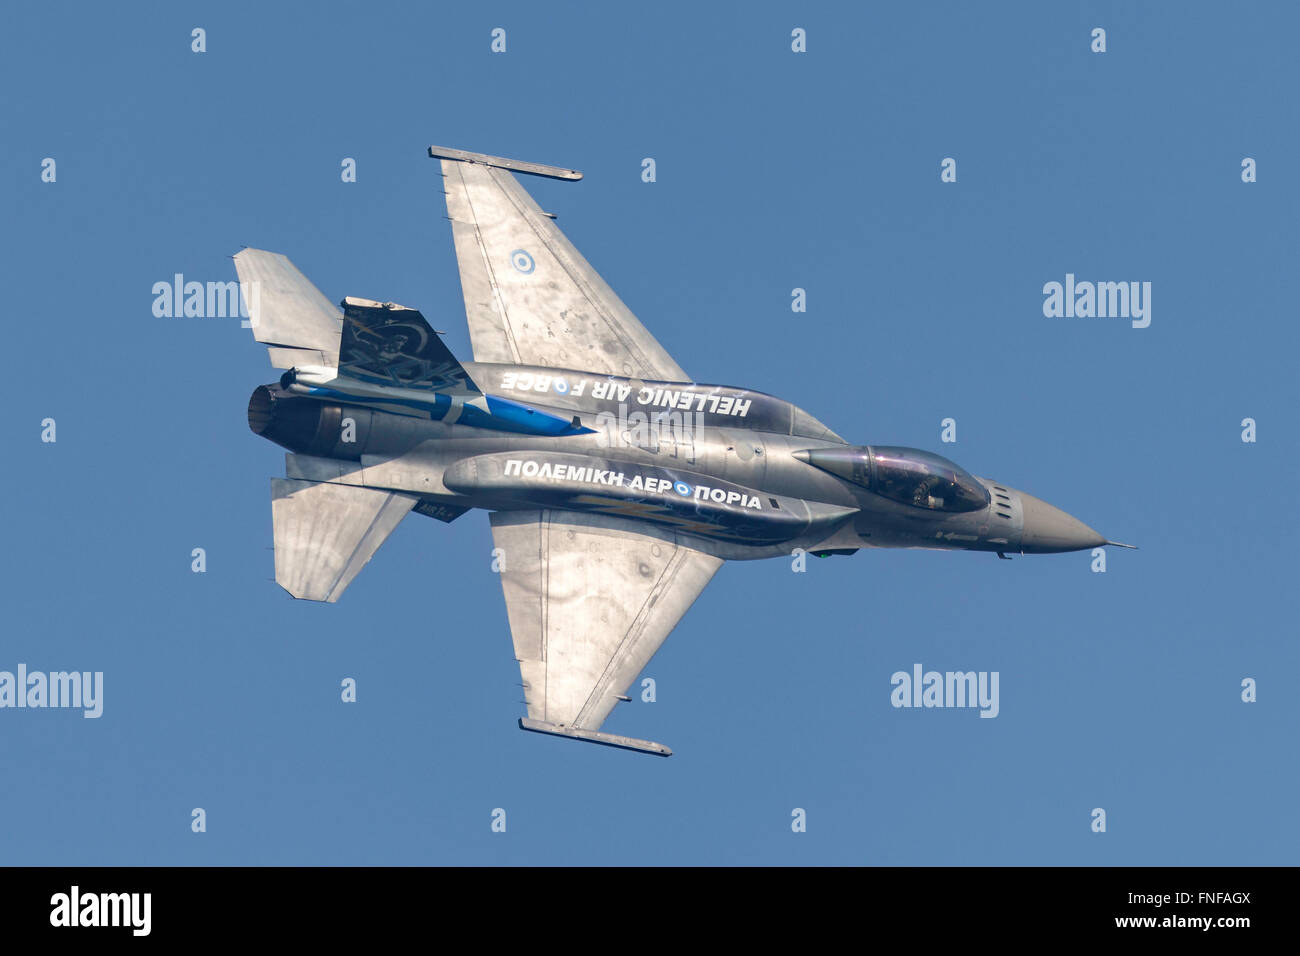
left=674, top=481, right=692, bottom=497
left=553, top=378, right=569, bottom=394
left=510, top=249, right=536, bottom=274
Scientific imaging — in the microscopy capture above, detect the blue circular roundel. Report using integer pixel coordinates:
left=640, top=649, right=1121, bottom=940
left=674, top=481, right=692, bottom=497
left=510, top=249, right=535, bottom=274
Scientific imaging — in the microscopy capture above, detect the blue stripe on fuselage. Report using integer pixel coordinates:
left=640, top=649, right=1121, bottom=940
left=299, top=387, right=592, bottom=437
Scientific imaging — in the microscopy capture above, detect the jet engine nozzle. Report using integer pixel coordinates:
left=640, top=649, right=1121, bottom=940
left=247, top=384, right=369, bottom=461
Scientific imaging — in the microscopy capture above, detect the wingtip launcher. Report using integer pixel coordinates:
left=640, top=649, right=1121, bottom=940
left=519, top=718, right=672, bottom=757
left=428, top=145, right=583, bottom=181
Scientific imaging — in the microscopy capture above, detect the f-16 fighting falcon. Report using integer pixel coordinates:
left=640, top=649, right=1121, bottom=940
left=236, top=145, right=1133, bottom=756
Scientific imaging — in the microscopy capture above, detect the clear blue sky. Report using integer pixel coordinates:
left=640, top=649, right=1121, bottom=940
left=2, top=1, right=1295, bottom=865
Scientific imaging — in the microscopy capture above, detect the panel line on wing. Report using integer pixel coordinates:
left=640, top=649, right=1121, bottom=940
left=575, top=544, right=688, bottom=727
left=539, top=508, right=552, bottom=718
left=451, top=162, right=523, bottom=364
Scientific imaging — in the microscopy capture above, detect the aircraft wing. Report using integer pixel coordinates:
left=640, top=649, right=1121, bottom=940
left=435, top=146, right=689, bottom=382
left=489, top=508, right=722, bottom=756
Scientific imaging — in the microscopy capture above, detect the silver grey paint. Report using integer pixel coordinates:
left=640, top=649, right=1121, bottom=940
left=239, top=146, right=1129, bottom=755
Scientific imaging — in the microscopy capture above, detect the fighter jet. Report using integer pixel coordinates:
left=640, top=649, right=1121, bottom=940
left=236, top=145, right=1132, bottom=756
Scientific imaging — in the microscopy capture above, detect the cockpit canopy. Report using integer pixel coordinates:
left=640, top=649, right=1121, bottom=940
left=797, top=445, right=990, bottom=513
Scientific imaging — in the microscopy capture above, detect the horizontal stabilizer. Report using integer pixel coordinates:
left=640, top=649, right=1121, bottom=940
left=519, top=718, right=671, bottom=757
left=271, top=478, right=416, bottom=602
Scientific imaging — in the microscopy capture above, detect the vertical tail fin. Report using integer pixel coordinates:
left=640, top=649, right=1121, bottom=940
left=233, top=249, right=343, bottom=369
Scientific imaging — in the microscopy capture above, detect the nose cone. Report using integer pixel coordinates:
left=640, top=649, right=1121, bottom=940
left=1018, top=492, right=1106, bottom=553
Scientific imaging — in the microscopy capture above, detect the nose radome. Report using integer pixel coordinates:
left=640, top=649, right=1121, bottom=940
left=1018, top=492, right=1106, bottom=554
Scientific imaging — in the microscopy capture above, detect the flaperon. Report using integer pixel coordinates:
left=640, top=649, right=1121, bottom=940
left=236, top=145, right=1133, bottom=756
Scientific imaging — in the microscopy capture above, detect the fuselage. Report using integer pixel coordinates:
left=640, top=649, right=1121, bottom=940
left=249, top=362, right=1107, bottom=561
